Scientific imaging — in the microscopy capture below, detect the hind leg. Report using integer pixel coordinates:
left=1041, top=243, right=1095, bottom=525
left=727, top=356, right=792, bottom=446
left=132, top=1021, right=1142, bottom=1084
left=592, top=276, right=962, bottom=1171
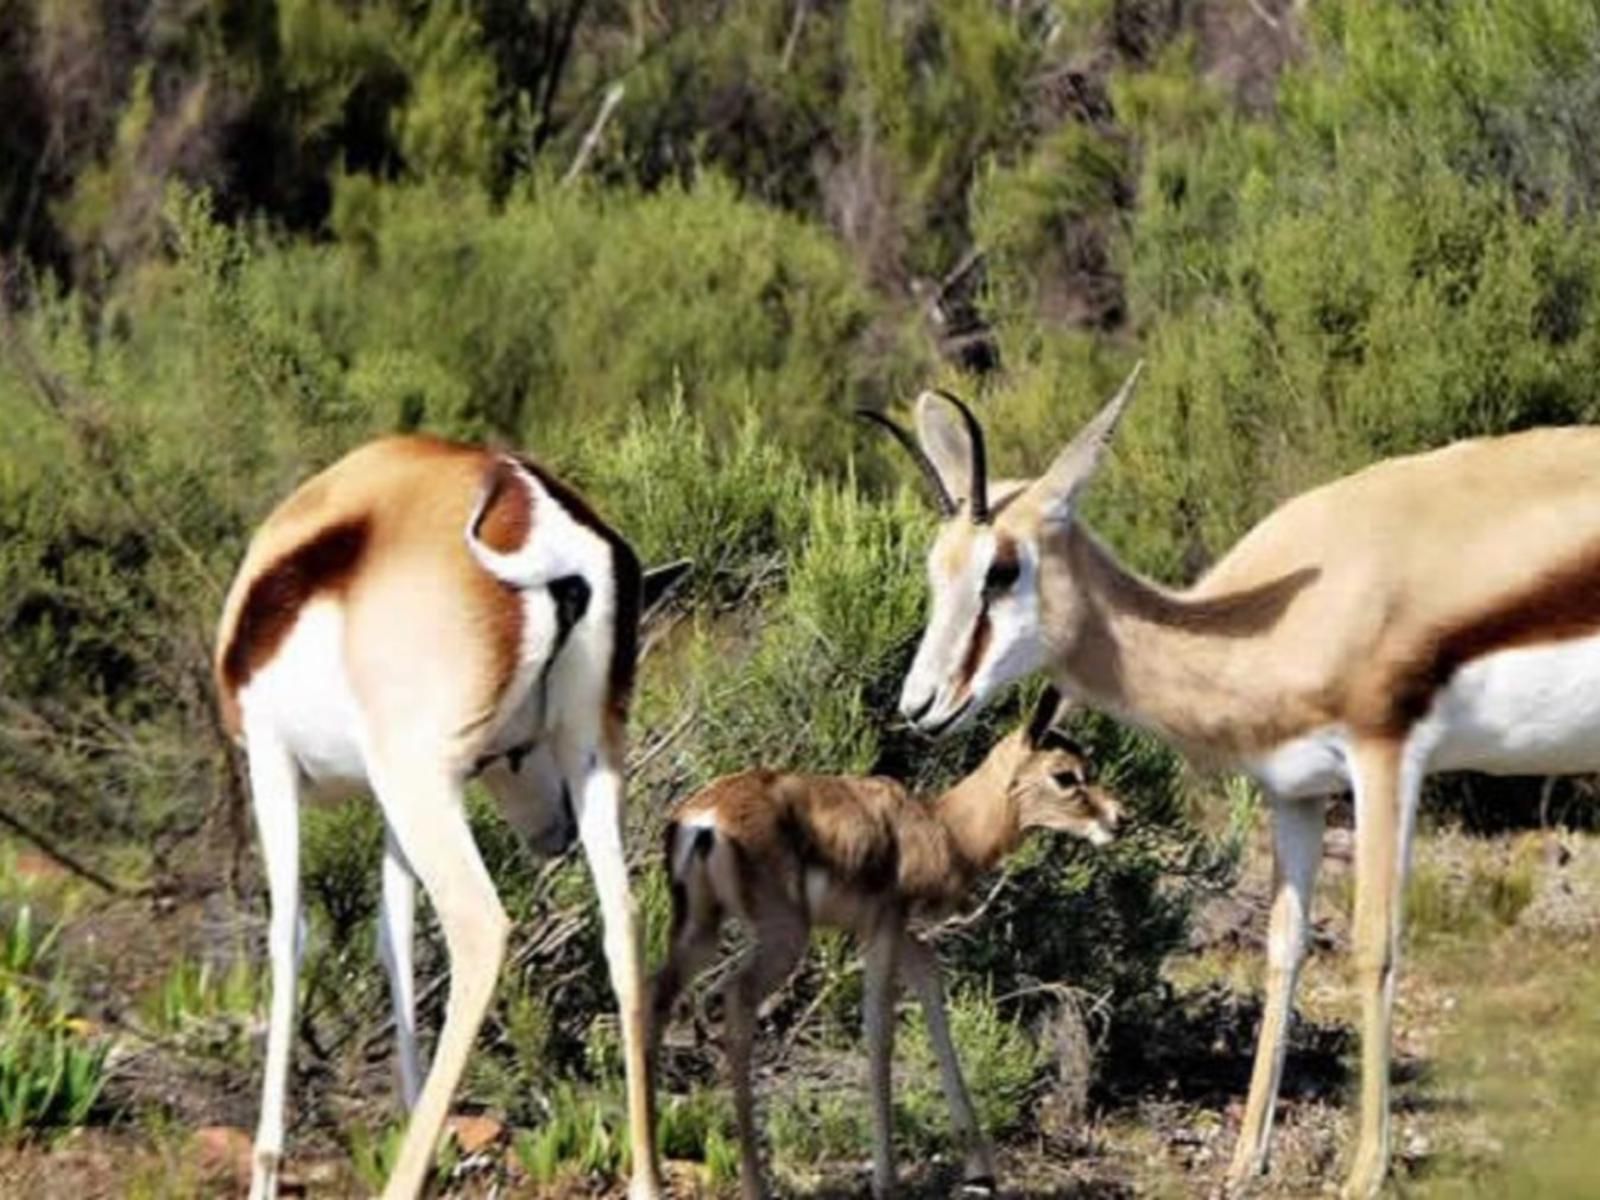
left=376, top=831, right=423, bottom=1110
left=722, top=912, right=807, bottom=1200
left=366, top=749, right=508, bottom=1200
left=244, top=724, right=303, bottom=1200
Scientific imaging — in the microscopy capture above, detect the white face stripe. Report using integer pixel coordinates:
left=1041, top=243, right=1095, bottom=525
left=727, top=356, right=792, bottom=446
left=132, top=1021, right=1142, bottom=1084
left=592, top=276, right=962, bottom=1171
left=901, top=528, right=1046, bottom=732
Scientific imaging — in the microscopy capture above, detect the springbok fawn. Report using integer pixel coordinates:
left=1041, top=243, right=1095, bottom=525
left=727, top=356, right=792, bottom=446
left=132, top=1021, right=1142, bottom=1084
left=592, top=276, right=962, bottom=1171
left=649, top=687, right=1119, bottom=1198
left=867, top=362, right=1600, bottom=1195
left=215, top=435, right=683, bottom=1199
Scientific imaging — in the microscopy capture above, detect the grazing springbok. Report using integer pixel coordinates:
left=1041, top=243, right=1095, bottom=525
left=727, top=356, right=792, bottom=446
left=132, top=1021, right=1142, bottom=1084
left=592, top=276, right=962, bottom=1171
left=214, top=435, right=682, bottom=1200
left=864, top=362, right=1600, bottom=1196
left=648, top=687, right=1120, bottom=1199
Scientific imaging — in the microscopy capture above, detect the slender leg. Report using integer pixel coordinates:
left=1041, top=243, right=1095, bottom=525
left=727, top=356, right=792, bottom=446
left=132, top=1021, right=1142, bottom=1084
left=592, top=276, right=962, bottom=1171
left=1343, top=738, right=1423, bottom=1200
left=1227, top=795, right=1327, bottom=1184
left=649, top=923, right=720, bottom=1067
left=572, top=751, right=664, bottom=1200
left=245, top=727, right=302, bottom=1200
left=376, top=831, right=423, bottom=1111
left=862, top=921, right=902, bottom=1199
left=368, top=755, right=509, bottom=1200
left=897, top=932, right=994, bottom=1187
left=722, top=916, right=806, bottom=1200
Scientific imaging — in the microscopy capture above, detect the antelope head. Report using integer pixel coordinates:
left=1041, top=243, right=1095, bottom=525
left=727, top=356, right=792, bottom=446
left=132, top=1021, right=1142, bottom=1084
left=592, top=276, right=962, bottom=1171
left=860, top=362, right=1144, bottom=735
left=1009, top=687, right=1121, bottom=847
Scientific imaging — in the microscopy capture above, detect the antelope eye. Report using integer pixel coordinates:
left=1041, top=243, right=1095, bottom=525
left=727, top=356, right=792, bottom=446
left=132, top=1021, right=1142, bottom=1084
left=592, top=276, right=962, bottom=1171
left=983, top=557, right=1020, bottom=595
left=1052, top=769, right=1083, bottom=788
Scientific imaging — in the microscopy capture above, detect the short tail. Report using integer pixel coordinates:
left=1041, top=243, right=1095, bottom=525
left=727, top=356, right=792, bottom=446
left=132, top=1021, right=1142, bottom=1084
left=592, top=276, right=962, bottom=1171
left=465, top=457, right=582, bottom=588
left=663, top=819, right=718, bottom=940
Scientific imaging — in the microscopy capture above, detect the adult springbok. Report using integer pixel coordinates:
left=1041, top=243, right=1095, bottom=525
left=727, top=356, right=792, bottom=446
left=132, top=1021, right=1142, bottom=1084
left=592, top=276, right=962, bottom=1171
left=648, top=687, right=1120, bottom=1199
left=214, top=434, right=680, bottom=1200
left=862, top=364, right=1600, bottom=1197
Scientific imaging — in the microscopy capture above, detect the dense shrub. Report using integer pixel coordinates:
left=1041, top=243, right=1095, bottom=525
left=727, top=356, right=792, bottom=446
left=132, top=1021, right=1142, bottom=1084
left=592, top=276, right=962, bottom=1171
left=8, top=0, right=1600, bottom=1181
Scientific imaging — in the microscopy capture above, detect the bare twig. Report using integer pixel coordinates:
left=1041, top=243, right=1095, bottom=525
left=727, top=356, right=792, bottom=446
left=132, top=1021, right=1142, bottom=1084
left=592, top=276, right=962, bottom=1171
left=779, top=0, right=810, bottom=72
left=0, top=803, right=126, bottom=894
left=561, top=84, right=625, bottom=187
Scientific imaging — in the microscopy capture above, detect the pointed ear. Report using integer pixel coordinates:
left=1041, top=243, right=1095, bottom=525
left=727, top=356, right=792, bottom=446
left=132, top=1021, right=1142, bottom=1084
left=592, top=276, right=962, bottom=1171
left=640, top=558, right=692, bottom=623
left=1024, top=684, right=1069, bottom=748
left=915, top=390, right=979, bottom=511
left=1032, top=360, right=1144, bottom=525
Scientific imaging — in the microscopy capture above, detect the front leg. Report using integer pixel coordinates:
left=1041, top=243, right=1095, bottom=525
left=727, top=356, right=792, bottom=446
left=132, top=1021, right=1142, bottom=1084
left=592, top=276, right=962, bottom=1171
left=897, top=932, right=995, bottom=1189
left=565, top=746, right=663, bottom=1200
left=862, top=921, right=903, bottom=1198
left=1343, top=738, right=1422, bottom=1200
left=1227, top=795, right=1326, bottom=1185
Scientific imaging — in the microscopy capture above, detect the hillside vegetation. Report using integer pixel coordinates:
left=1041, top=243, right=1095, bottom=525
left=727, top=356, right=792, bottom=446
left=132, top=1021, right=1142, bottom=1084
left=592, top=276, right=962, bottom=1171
left=4, top=0, right=1600, bottom=1194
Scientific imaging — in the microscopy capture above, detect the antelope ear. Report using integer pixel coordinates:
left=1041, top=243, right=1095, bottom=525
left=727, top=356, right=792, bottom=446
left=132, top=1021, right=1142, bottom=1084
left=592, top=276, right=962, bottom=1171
left=915, top=390, right=979, bottom=511
left=1024, top=684, right=1069, bottom=748
left=1031, top=360, right=1144, bottom=525
left=640, top=558, right=692, bottom=623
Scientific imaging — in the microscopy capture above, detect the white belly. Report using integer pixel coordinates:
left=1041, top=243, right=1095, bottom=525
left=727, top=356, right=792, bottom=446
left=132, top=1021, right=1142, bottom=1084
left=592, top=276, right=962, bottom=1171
left=1431, top=632, right=1600, bottom=774
left=237, top=600, right=368, bottom=786
left=1247, top=632, right=1600, bottom=798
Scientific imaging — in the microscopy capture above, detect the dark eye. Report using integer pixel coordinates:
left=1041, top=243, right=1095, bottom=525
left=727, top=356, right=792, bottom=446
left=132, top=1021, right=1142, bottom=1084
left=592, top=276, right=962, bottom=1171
left=1052, top=769, right=1083, bottom=788
left=984, top=556, right=1020, bottom=596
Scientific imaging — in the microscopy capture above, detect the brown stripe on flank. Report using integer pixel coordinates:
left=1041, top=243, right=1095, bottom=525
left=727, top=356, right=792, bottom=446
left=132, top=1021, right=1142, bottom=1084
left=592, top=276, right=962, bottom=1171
left=1385, top=541, right=1600, bottom=732
left=220, top=518, right=371, bottom=693
left=473, top=461, right=534, bottom=553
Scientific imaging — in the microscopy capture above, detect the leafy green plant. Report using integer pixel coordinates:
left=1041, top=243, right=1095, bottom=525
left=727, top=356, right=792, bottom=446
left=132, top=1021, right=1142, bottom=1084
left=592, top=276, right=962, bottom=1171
left=511, top=1081, right=631, bottom=1186
left=0, top=903, right=108, bottom=1137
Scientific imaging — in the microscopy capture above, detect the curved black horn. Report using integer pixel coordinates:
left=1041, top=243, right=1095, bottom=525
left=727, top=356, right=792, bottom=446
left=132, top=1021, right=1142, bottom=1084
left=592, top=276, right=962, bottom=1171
left=929, top=389, right=989, bottom=523
left=855, top=409, right=957, bottom=518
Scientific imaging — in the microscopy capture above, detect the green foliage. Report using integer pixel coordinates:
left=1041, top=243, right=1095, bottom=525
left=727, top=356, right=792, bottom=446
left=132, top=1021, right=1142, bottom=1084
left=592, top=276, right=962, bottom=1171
left=579, top=396, right=810, bottom=604
left=511, top=1081, right=631, bottom=1185
left=346, top=1117, right=458, bottom=1194
left=14, top=0, right=1600, bottom=1189
left=0, top=903, right=108, bottom=1137
left=140, top=956, right=266, bottom=1044
left=899, top=987, right=1043, bottom=1143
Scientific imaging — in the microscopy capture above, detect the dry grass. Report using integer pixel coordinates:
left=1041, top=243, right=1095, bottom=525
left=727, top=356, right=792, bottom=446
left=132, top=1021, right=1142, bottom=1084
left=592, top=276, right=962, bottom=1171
left=8, top=816, right=1600, bottom=1197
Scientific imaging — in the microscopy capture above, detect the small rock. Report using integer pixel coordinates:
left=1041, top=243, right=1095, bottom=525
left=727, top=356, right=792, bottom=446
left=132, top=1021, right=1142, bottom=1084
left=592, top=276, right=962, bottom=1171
left=192, top=1125, right=253, bottom=1183
left=446, top=1114, right=505, bottom=1155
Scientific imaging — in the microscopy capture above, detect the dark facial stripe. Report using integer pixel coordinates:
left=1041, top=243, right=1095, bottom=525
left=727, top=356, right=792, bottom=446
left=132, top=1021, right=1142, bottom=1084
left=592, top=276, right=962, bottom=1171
left=954, top=609, right=992, bottom=699
left=220, top=517, right=370, bottom=692
left=1385, top=542, right=1600, bottom=732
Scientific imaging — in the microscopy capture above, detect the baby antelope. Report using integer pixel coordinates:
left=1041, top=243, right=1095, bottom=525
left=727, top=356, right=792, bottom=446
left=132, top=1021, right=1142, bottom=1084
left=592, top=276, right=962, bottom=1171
left=649, top=687, right=1119, bottom=1199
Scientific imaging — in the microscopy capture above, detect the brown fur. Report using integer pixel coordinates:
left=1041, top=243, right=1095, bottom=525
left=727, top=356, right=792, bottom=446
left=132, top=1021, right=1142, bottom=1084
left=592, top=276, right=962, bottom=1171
left=909, top=393, right=1600, bottom=1199
left=213, top=436, right=526, bottom=743
left=1006, top=428, right=1600, bottom=759
left=217, top=517, right=370, bottom=728
left=664, top=728, right=1117, bottom=930
left=651, top=722, right=1118, bottom=1200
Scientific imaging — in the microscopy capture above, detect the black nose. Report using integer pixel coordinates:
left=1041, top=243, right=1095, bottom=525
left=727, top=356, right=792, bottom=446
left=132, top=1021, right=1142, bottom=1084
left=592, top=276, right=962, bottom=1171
left=904, top=694, right=934, bottom=724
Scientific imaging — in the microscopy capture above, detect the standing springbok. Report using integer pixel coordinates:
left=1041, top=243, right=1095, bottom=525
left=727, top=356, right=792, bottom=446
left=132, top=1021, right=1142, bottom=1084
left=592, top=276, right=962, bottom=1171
left=648, top=687, right=1120, bottom=1199
left=214, top=434, right=678, bottom=1200
left=864, top=363, right=1600, bottom=1196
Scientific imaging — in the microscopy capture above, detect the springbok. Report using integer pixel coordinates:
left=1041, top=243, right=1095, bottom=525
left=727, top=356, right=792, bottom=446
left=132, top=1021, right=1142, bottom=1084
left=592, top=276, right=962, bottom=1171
left=214, top=434, right=682, bottom=1200
left=863, top=363, right=1600, bottom=1196
left=648, top=687, right=1120, bottom=1199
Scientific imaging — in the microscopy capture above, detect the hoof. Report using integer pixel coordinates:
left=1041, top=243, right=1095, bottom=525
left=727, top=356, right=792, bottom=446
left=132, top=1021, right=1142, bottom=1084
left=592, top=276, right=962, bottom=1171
left=248, top=1149, right=279, bottom=1200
